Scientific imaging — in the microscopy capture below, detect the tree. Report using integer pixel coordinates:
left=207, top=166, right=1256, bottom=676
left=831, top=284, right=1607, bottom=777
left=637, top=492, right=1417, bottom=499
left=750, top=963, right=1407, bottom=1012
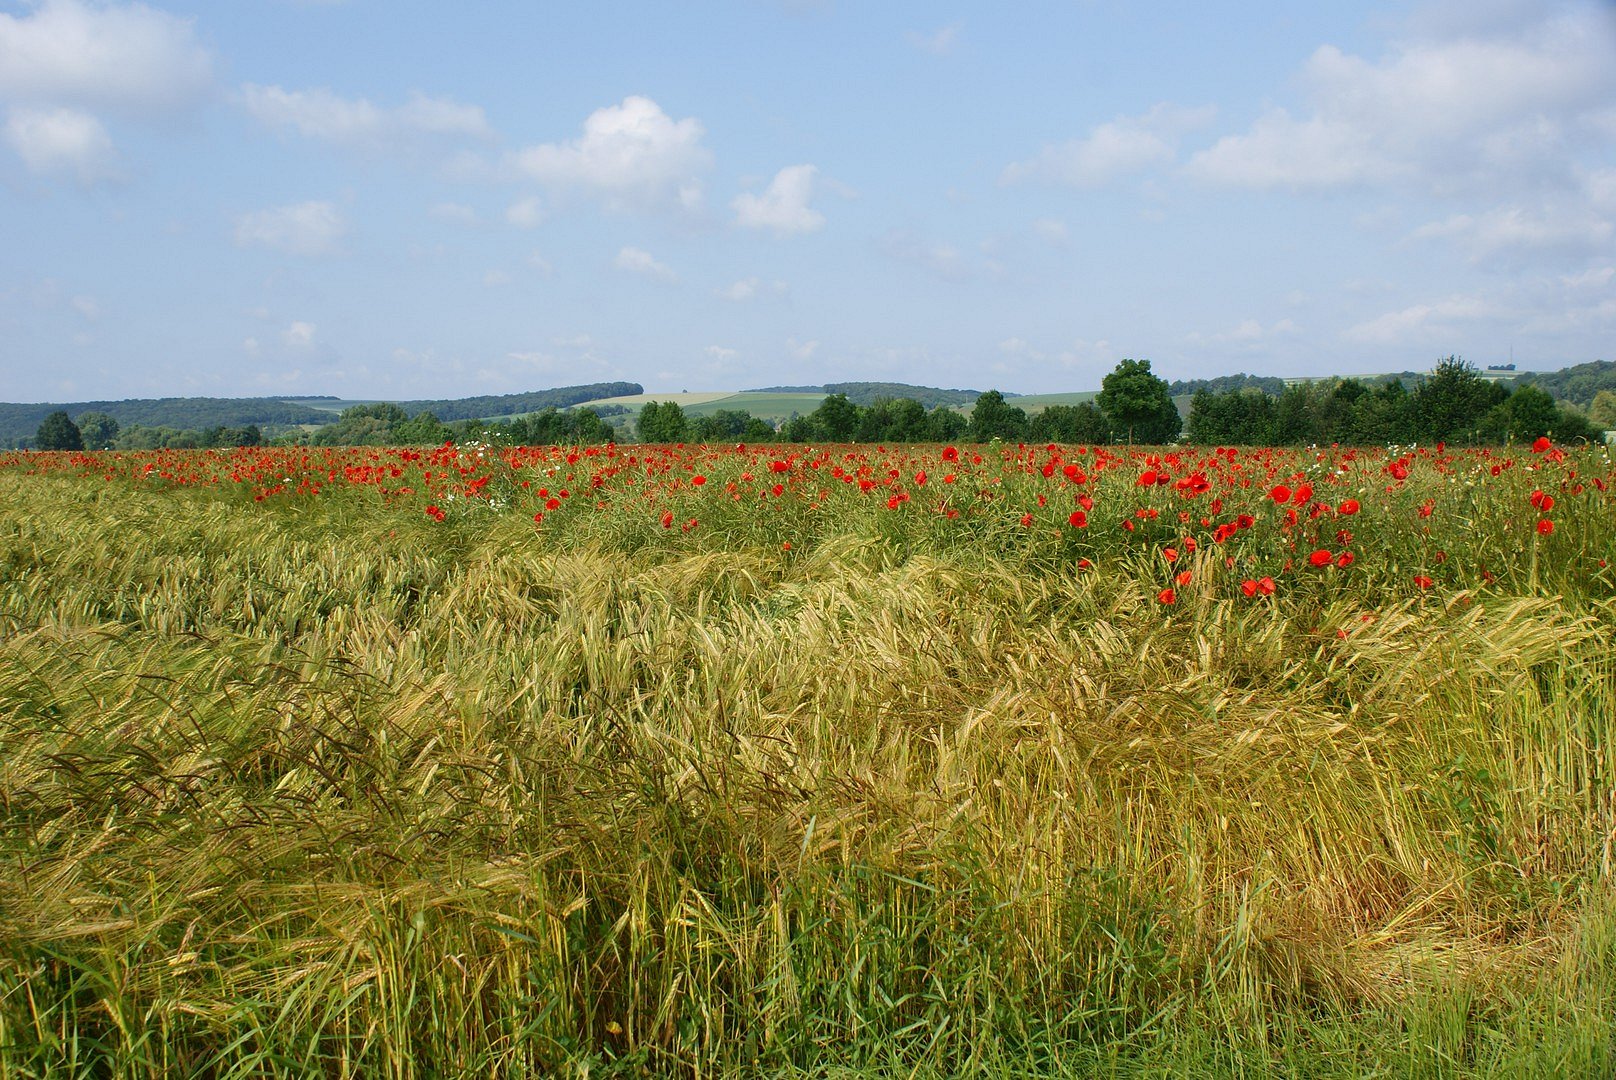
left=924, top=407, right=968, bottom=442
left=75, top=412, right=119, bottom=450
left=1096, top=359, right=1180, bottom=444
left=968, top=390, right=1028, bottom=442
left=1029, top=402, right=1110, bottom=444
left=1479, top=385, right=1561, bottom=444
left=35, top=411, right=83, bottom=450
left=1411, top=357, right=1507, bottom=444
left=1590, top=389, right=1616, bottom=429
left=809, top=393, right=860, bottom=441
left=637, top=401, right=688, bottom=443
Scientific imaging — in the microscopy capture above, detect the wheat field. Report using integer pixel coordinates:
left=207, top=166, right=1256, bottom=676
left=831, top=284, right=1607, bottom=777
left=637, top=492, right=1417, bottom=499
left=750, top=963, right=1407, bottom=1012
left=1, top=443, right=1613, bottom=1077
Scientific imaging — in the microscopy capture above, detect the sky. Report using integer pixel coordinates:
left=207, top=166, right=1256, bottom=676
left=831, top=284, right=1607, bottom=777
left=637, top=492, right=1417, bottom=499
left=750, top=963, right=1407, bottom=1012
left=1, top=0, right=1613, bottom=403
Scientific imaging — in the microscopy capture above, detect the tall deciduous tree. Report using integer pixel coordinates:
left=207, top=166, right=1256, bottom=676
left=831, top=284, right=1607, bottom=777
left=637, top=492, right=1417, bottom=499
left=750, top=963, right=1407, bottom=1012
left=968, top=390, right=1028, bottom=441
left=637, top=401, right=688, bottom=443
left=1096, top=359, right=1180, bottom=444
left=35, top=411, right=83, bottom=451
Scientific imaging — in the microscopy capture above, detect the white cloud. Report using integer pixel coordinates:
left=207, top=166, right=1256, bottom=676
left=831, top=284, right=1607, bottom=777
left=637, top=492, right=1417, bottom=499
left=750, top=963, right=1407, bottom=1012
left=1411, top=204, right=1614, bottom=265
left=614, top=245, right=678, bottom=283
left=527, top=250, right=554, bottom=276
left=878, top=230, right=970, bottom=282
left=5, top=105, right=116, bottom=182
left=1186, top=8, right=1616, bottom=194
left=905, top=21, right=961, bottom=56
left=70, top=294, right=98, bottom=320
left=283, top=321, right=316, bottom=348
left=1031, top=217, right=1069, bottom=247
left=787, top=337, right=819, bottom=360
left=718, top=277, right=787, bottom=301
left=482, top=269, right=511, bottom=287
left=1004, top=103, right=1216, bottom=187
left=512, top=96, right=710, bottom=211
left=241, top=84, right=494, bottom=150
left=1344, top=295, right=1498, bottom=344
left=242, top=337, right=259, bottom=355
left=0, top=0, right=213, bottom=114
left=429, top=202, right=478, bottom=225
left=705, top=345, right=739, bottom=362
left=1187, top=318, right=1302, bottom=345
left=235, top=201, right=347, bottom=256
left=733, top=164, right=825, bottom=234
left=505, top=196, right=545, bottom=228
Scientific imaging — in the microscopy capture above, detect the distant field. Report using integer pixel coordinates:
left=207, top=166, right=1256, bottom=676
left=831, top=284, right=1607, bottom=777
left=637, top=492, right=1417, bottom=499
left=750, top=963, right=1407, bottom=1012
left=279, top=398, right=360, bottom=413
left=576, top=390, right=828, bottom=423
left=681, top=391, right=826, bottom=421
left=1004, top=391, right=1100, bottom=413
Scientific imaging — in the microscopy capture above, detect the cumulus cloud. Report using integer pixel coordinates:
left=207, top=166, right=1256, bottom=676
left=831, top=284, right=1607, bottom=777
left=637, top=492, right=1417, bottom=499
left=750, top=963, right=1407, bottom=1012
left=1412, top=203, right=1615, bottom=265
left=1003, top=103, right=1216, bottom=188
left=429, top=202, right=478, bottom=225
left=513, top=96, right=710, bottom=212
left=282, top=321, right=316, bottom=348
left=235, top=201, right=348, bottom=256
left=1186, top=8, right=1616, bottom=194
left=1344, top=294, right=1499, bottom=344
left=733, top=164, right=825, bottom=234
left=0, top=0, right=213, bottom=114
left=505, top=196, right=544, bottom=228
left=0, top=1, right=213, bottom=182
left=905, top=21, right=961, bottom=56
left=4, top=105, right=117, bottom=182
left=1032, top=217, right=1069, bottom=247
left=614, top=245, right=678, bottom=282
left=878, top=229, right=970, bottom=282
left=241, top=84, right=495, bottom=151
left=717, top=277, right=787, bottom=301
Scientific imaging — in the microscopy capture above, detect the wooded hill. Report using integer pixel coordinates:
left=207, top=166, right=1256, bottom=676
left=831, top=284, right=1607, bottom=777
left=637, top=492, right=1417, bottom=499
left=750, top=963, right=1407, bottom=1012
left=0, top=383, right=642, bottom=447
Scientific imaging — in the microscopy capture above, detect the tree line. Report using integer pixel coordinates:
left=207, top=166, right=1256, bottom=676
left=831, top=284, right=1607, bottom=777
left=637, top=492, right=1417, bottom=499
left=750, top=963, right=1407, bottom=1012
left=1185, top=357, right=1602, bottom=446
left=31, top=357, right=1612, bottom=452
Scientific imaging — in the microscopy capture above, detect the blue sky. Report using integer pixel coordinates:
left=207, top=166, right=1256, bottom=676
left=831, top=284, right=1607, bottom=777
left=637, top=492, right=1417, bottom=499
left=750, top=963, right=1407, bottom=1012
left=1, top=0, right=1613, bottom=402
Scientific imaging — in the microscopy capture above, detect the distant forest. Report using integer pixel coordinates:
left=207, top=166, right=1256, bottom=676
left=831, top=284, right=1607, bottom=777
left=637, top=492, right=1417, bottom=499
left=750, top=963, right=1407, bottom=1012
left=1516, top=360, right=1616, bottom=406
left=0, top=382, right=642, bottom=447
left=379, top=382, right=642, bottom=423
left=0, top=397, right=336, bottom=446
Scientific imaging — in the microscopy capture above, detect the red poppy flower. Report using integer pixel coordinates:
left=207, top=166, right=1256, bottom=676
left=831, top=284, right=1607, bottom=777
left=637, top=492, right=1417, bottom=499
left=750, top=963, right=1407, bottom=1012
left=1336, top=551, right=1354, bottom=568
left=1157, top=587, right=1176, bottom=605
left=661, top=511, right=675, bottom=528
left=1309, top=549, right=1333, bottom=567
left=1270, top=484, right=1291, bottom=503
left=1533, top=436, right=1552, bottom=453
left=1338, top=499, right=1360, bottom=515
left=1537, top=519, right=1554, bottom=535
left=1068, top=509, right=1088, bottom=528
left=1241, top=579, right=1259, bottom=597
left=1175, top=570, right=1193, bottom=586
left=1257, top=576, right=1276, bottom=595
left=1413, top=575, right=1433, bottom=589
left=692, top=475, right=707, bottom=485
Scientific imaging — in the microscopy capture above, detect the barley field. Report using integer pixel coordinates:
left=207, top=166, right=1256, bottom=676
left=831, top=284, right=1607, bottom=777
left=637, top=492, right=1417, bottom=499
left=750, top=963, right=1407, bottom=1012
left=1, top=440, right=1613, bottom=1077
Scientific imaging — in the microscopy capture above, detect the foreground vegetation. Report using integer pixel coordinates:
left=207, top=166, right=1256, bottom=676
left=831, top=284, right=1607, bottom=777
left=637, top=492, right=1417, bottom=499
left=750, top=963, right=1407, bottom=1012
left=1, top=439, right=1614, bottom=1076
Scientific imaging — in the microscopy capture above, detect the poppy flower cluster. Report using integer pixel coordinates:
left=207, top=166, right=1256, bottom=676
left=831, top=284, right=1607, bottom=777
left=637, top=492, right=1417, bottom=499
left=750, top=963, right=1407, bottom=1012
left=6, top=435, right=1613, bottom=604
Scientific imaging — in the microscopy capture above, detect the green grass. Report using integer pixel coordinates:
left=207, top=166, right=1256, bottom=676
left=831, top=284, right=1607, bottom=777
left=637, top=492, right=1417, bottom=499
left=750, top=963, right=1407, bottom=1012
left=0, top=457, right=1613, bottom=1077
